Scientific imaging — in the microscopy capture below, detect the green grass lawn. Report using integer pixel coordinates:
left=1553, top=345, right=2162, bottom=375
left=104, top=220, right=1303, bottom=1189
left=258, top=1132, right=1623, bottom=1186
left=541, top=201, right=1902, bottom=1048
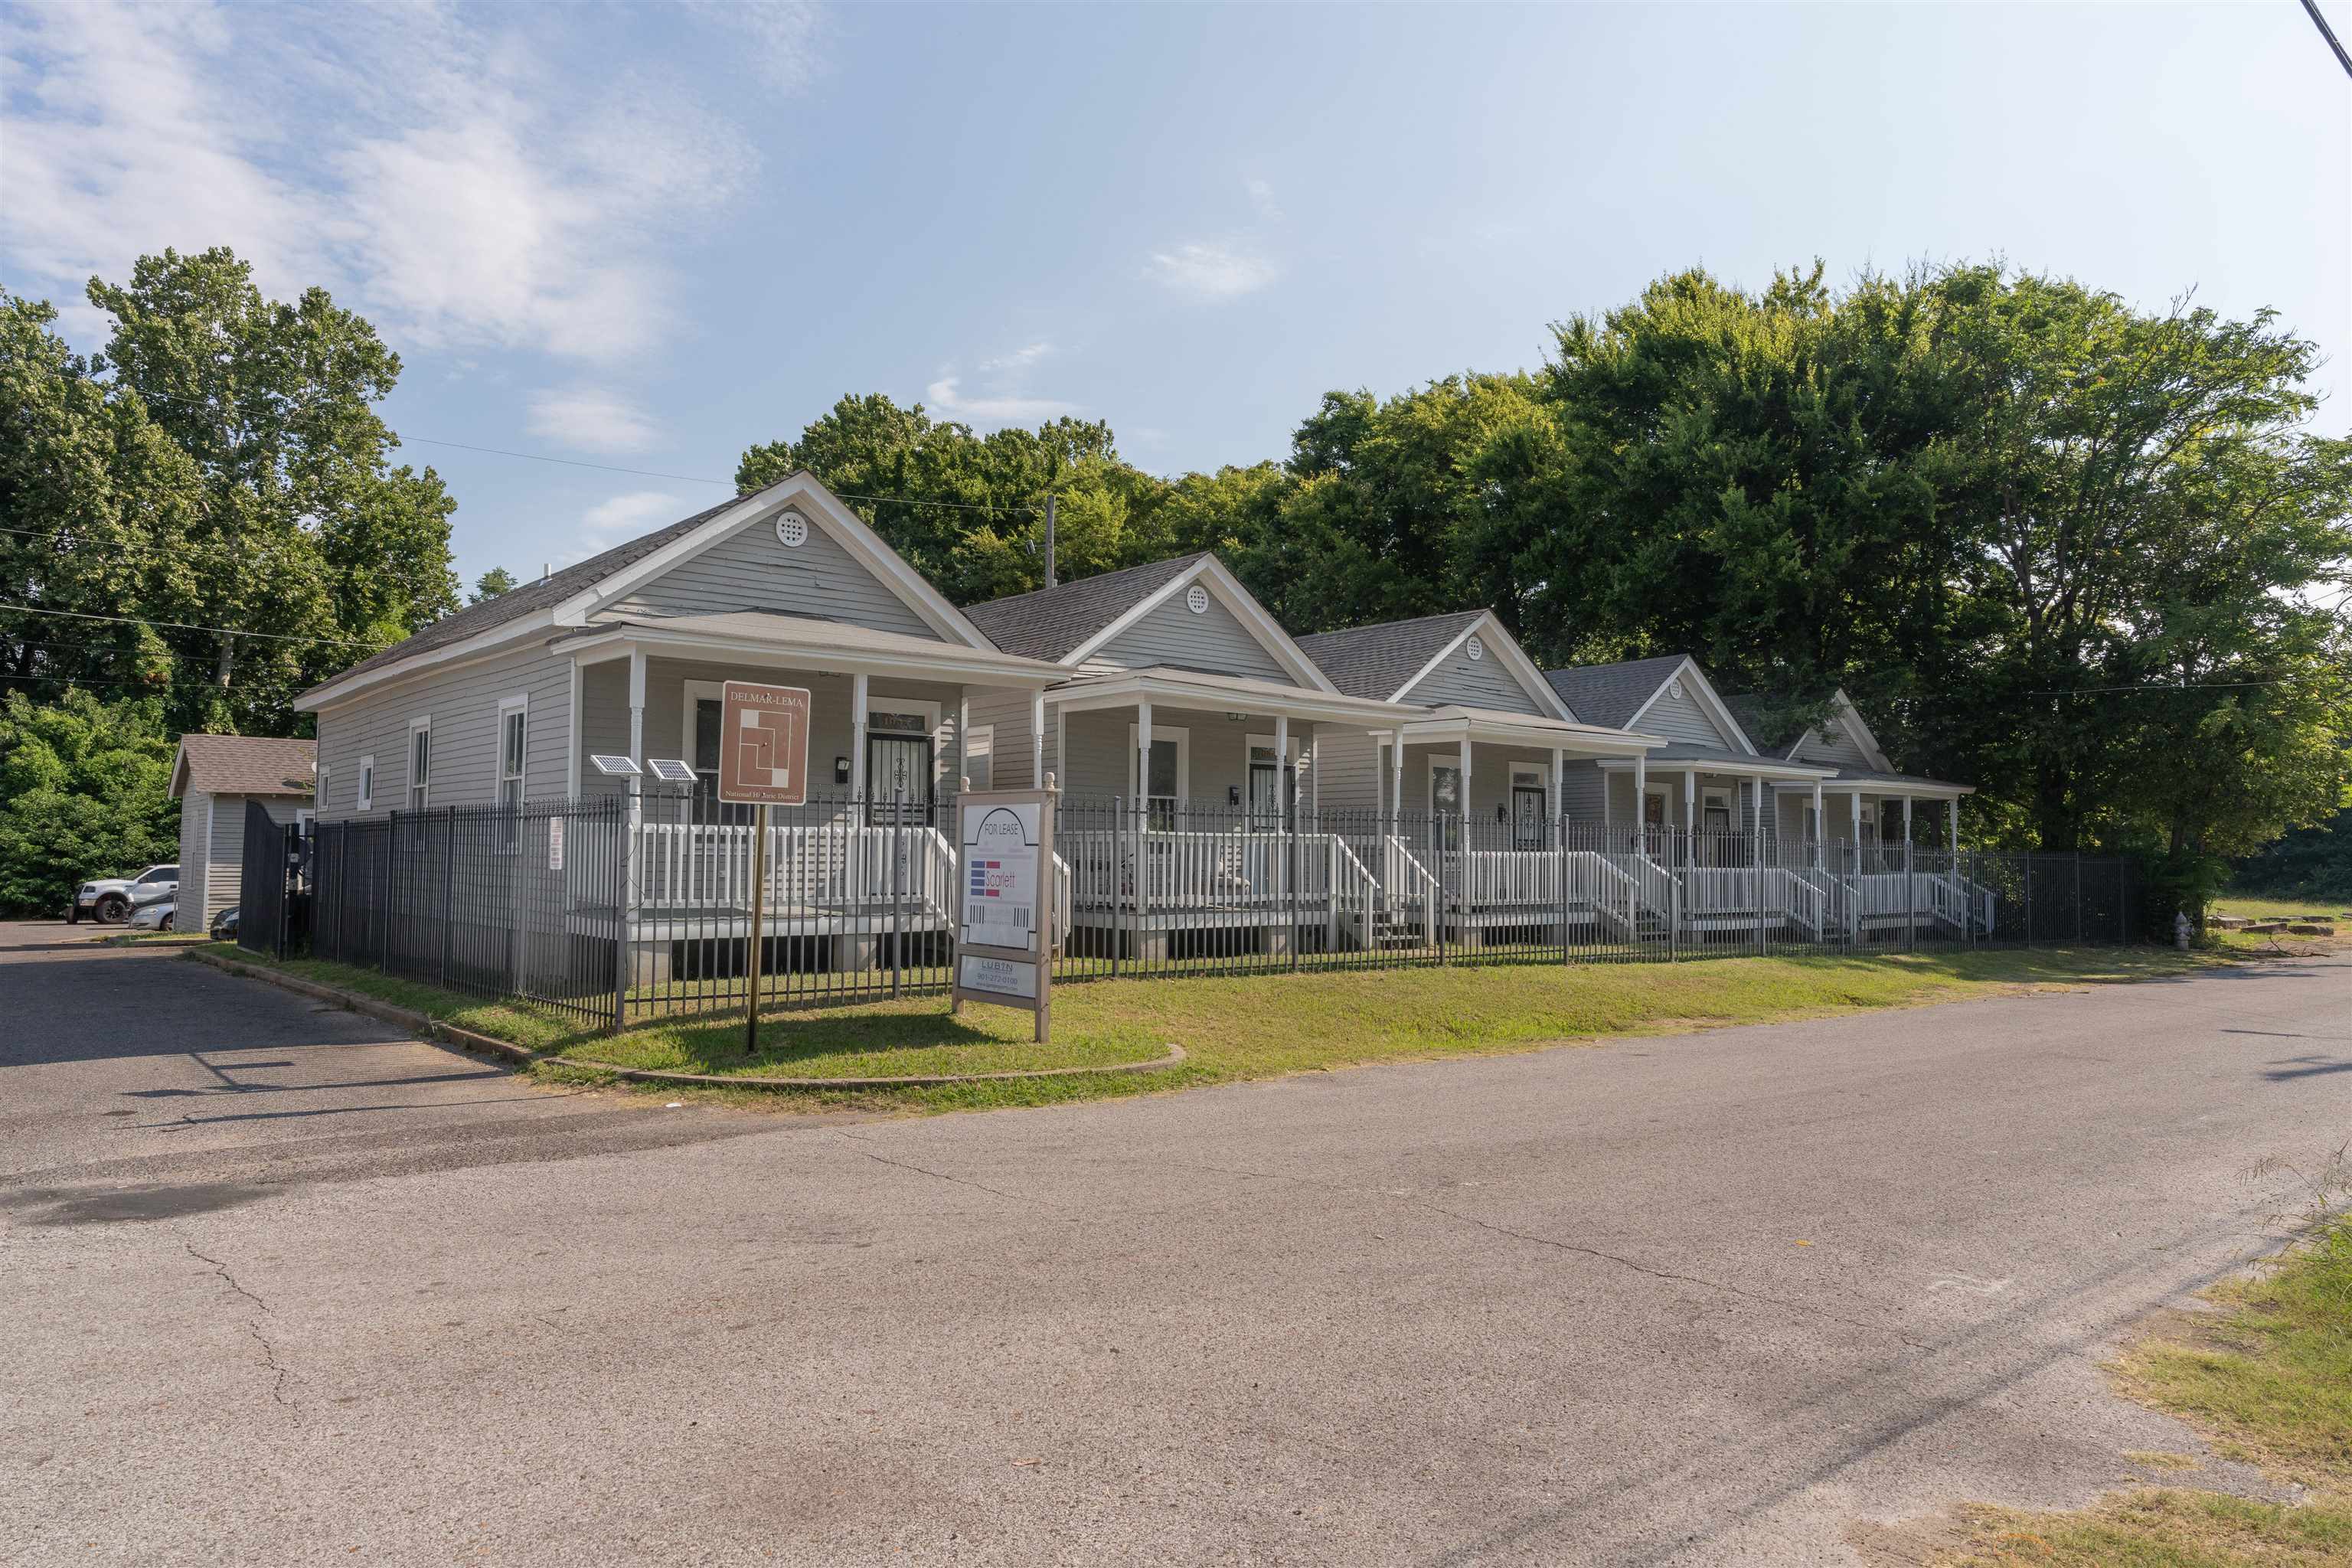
left=195, top=941, right=2207, bottom=1112
left=2207, top=896, right=2347, bottom=959
left=1932, top=1199, right=2352, bottom=1566
left=2211, top=895, right=2349, bottom=923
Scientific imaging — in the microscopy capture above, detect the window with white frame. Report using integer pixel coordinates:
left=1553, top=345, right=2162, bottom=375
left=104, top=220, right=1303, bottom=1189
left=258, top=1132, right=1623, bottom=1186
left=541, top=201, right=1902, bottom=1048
left=964, top=724, right=994, bottom=791
left=498, top=697, right=527, bottom=850
left=1702, top=787, right=1733, bottom=834
left=1246, top=733, right=1298, bottom=828
left=356, top=755, right=374, bottom=812
left=1128, top=724, right=1188, bottom=831
left=407, top=717, right=431, bottom=818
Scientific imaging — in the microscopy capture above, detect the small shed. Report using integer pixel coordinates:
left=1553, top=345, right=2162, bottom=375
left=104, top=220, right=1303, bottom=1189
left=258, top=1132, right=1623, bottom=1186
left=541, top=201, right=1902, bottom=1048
left=169, top=735, right=317, bottom=926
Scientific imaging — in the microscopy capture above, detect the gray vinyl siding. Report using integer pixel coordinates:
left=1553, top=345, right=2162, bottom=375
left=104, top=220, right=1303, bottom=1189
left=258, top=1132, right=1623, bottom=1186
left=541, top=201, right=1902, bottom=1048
left=1086, top=590, right=1295, bottom=683
left=1055, top=706, right=1318, bottom=805
left=966, top=690, right=1038, bottom=790
left=1403, top=645, right=1550, bottom=717
left=176, top=792, right=209, bottom=923
left=1314, top=729, right=1383, bottom=812
left=599, top=514, right=942, bottom=641
left=312, top=642, right=573, bottom=821
left=1628, top=683, right=1744, bottom=748
left=1560, top=759, right=1608, bottom=823
left=577, top=661, right=635, bottom=799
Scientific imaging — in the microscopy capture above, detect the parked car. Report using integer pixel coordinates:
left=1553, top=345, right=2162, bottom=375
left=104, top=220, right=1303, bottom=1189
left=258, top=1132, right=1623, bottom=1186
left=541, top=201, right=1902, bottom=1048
left=70, top=864, right=178, bottom=924
left=210, top=906, right=238, bottom=942
left=128, top=897, right=178, bottom=933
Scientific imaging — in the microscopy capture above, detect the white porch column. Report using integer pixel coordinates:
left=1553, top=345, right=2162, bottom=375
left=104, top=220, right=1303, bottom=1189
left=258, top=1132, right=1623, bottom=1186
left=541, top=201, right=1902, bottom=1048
left=626, top=648, right=646, bottom=766
left=1138, top=700, right=1154, bottom=804
left=1901, top=795, right=1913, bottom=850
left=850, top=671, right=870, bottom=803
left=1948, top=796, right=1959, bottom=850
left=1310, top=728, right=1322, bottom=814
left=567, top=657, right=583, bottom=799
left=1031, top=691, right=1046, bottom=789
left=1752, top=773, right=1766, bottom=841
left=1457, top=733, right=1472, bottom=848
left=1550, top=748, right=1564, bottom=846
left=1632, top=752, right=1647, bottom=850
left=1275, top=714, right=1291, bottom=825
left=1390, top=730, right=1406, bottom=841
left=1683, top=769, right=1696, bottom=864
left=1849, top=788, right=1862, bottom=851
left=1811, top=778, right=1825, bottom=867
left=956, top=694, right=969, bottom=790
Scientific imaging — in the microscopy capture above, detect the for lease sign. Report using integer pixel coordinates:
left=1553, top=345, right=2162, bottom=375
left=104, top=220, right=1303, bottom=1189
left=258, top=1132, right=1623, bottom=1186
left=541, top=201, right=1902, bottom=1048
left=717, top=681, right=812, bottom=807
left=959, top=800, right=1041, bottom=954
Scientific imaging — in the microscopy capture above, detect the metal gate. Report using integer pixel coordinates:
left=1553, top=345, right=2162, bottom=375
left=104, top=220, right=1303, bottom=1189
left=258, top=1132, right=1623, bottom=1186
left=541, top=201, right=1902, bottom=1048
left=236, top=800, right=309, bottom=959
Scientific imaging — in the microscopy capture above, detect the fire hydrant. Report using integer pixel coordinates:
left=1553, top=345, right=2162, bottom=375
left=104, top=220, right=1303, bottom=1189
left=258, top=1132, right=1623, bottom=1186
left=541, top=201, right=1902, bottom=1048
left=2174, top=910, right=2192, bottom=950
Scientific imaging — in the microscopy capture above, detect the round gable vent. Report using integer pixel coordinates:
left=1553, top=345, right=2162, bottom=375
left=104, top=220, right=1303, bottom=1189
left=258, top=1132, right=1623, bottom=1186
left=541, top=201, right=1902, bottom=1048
left=1185, top=583, right=1210, bottom=614
left=775, top=510, right=809, bottom=548
left=1465, top=636, right=1485, bottom=662
left=1668, top=677, right=1684, bottom=699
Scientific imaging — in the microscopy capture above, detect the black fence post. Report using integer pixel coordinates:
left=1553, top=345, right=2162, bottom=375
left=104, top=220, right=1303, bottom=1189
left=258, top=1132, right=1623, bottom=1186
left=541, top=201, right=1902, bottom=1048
left=383, top=812, right=398, bottom=973
left=439, top=808, right=456, bottom=988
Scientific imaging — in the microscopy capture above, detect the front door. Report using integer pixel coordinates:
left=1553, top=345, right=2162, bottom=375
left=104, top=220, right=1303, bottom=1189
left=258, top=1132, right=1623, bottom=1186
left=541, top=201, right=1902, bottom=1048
left=865, top=733, right=933, bottom=821
left=1511, top=782, right=1546, bottom=848
left=1247, top=743, right=1292, bottom=828
left=1138, top=738, right=1180, bottom=831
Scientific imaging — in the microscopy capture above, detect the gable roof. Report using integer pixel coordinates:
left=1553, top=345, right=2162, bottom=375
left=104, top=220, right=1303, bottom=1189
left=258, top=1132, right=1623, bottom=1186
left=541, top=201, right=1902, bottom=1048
left=299, top=472, right=996, bottom=711
left=328, top=497, right=741, bottom=686
left=1294, top=611, right=1486, bottom=701
left=170, top=734, right=316, bottom=799
left=960, top=554, right=1210, bottom=662
left=1543, top=655, right=1694, bottom=730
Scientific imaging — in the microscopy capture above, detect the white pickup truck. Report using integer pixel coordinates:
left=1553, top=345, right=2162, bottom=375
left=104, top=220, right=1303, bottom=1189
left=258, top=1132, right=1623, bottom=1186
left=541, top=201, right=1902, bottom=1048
left=70, top=864, right=178, bottom=924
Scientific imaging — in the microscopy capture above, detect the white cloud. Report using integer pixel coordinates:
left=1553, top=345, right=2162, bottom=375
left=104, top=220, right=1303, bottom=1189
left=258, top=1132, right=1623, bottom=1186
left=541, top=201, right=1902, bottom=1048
left=526, top=387, right=662, bottom=452
left=1, top=1, right=781, bottom=362
left=1246, top=178, right=1281, bottom=220
left=573, top=490, right=689, bottom=557
left=978, top=341, right=1055, bottom=373
left=1144, top=241, right=1279, bottom=302
left=923, top=376, right=1077, bottom=426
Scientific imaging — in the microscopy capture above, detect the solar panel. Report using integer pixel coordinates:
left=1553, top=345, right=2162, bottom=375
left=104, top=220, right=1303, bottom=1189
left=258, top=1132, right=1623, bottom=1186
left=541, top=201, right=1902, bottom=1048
left=646, top=758, right=697, bottom=784
left=589, top=754, right=642, bottom=776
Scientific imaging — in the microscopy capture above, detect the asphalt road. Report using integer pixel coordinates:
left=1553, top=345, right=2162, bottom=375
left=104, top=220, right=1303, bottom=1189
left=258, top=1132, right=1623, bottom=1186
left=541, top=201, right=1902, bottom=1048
left=5, top=921, right=2348, bottom=1567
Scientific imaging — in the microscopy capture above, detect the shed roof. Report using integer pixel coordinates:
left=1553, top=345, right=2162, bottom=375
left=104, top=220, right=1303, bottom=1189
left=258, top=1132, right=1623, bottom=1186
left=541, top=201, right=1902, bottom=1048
left=170, top=734, right=317, bottom=799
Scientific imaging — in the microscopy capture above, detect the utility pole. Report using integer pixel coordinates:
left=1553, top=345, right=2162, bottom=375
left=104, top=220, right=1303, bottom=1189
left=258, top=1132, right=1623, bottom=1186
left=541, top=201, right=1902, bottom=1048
left=1043, top=493, right=1057, bottom=589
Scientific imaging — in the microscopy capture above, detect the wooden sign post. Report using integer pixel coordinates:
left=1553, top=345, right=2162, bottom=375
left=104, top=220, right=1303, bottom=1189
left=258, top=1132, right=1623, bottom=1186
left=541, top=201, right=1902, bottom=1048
left=717, top=681, right=812, bottom=1054
left=951, top=776, right=1057, bottom=1042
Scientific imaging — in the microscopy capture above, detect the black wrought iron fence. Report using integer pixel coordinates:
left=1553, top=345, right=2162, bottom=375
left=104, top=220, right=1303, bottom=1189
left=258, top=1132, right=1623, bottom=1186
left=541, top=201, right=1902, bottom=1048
left=270, top=791, right=2141, bottom=1031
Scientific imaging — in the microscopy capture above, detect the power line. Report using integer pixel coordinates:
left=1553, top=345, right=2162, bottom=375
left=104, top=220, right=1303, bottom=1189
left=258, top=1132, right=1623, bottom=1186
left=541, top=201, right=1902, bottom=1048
left=2028, top=679, right=2318, bottom=695
left=2305, top=0, right=2352, bottom=80
left=0, top=603, right=384, bottom=648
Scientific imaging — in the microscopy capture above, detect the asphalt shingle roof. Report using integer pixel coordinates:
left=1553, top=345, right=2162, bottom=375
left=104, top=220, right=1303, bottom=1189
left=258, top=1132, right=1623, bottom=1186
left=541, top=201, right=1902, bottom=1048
left=1542, top=655, right=1693, bottom=730
left=172, top=734, right=316, bottom=799
left=1293, top=610, right=1487, bottom=701
left=322, top=495, right=744, bottom=684
left=959, top=554, right=1209, bottom=662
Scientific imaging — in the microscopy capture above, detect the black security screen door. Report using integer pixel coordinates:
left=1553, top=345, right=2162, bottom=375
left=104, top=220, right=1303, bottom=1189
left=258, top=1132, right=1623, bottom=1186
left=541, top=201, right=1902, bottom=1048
left=866, top=733, right=933, bottom=820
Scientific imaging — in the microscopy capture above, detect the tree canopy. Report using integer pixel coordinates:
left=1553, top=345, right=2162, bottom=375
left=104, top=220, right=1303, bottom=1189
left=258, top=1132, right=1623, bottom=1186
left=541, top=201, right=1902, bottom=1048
left=1, top=247, right=458, bottom=741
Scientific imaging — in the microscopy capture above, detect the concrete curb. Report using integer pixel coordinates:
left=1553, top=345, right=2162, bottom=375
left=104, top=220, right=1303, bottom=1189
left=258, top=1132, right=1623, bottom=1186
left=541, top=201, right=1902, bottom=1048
left=184, top=947, right=1188, bottom=1091
left=537, top=1042, right=1187, bottom=1092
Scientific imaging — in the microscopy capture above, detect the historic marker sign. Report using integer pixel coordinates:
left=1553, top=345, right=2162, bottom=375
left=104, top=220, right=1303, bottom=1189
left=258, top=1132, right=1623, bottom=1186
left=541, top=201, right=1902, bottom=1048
left=952, top=786, right=1057, bottom=1039
left=717, top=681, right=812, bottom=807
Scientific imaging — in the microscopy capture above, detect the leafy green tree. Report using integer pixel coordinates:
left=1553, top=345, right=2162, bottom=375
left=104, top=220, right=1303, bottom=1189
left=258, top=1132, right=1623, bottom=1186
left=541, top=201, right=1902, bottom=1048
left=469, top=567, right=518, bottom=604
left=2, top=247, right=457, bottom=740
left=0, top=690, right=180, bottom=915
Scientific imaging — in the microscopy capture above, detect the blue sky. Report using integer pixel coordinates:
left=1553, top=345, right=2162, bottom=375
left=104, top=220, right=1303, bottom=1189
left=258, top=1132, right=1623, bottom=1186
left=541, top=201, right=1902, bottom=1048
left=5, top=2, right=2347, bottom=593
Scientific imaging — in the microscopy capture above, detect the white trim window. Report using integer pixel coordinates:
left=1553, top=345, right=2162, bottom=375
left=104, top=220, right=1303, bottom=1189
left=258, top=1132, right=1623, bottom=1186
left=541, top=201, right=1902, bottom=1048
left=355, top=755, right=375, bottom=813
left=964, top=724, right=995, bottom=792
left=406, top=717, right=431, bottom=827
left=498, top=695, right=528, bottom=850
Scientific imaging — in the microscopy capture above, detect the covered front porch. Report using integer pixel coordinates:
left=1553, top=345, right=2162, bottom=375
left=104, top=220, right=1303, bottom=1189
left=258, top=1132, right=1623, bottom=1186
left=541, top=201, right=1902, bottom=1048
left=559, top=611, right=1065, bottom=978
left=1043, top=667, right=1420, bottom=959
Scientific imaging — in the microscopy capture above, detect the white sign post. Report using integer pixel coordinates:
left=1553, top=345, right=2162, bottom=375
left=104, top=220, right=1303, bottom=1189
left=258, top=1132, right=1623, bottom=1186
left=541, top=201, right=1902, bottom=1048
left=952, top=779, right=1057, bottom=1042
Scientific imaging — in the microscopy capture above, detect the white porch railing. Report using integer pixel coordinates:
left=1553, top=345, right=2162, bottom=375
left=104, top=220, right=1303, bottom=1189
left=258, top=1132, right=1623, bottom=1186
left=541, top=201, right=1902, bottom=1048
left=637, top=821, right=959, bottom=918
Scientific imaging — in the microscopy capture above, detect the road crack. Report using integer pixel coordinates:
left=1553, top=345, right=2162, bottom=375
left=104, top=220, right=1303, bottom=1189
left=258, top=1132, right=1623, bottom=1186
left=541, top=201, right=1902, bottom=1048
left=1174, top=1159, right=1930, bottom=1351
left=184, top=1240, right=300, bottom=1415
left=834, top=1131, right=1060, bottom=1208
